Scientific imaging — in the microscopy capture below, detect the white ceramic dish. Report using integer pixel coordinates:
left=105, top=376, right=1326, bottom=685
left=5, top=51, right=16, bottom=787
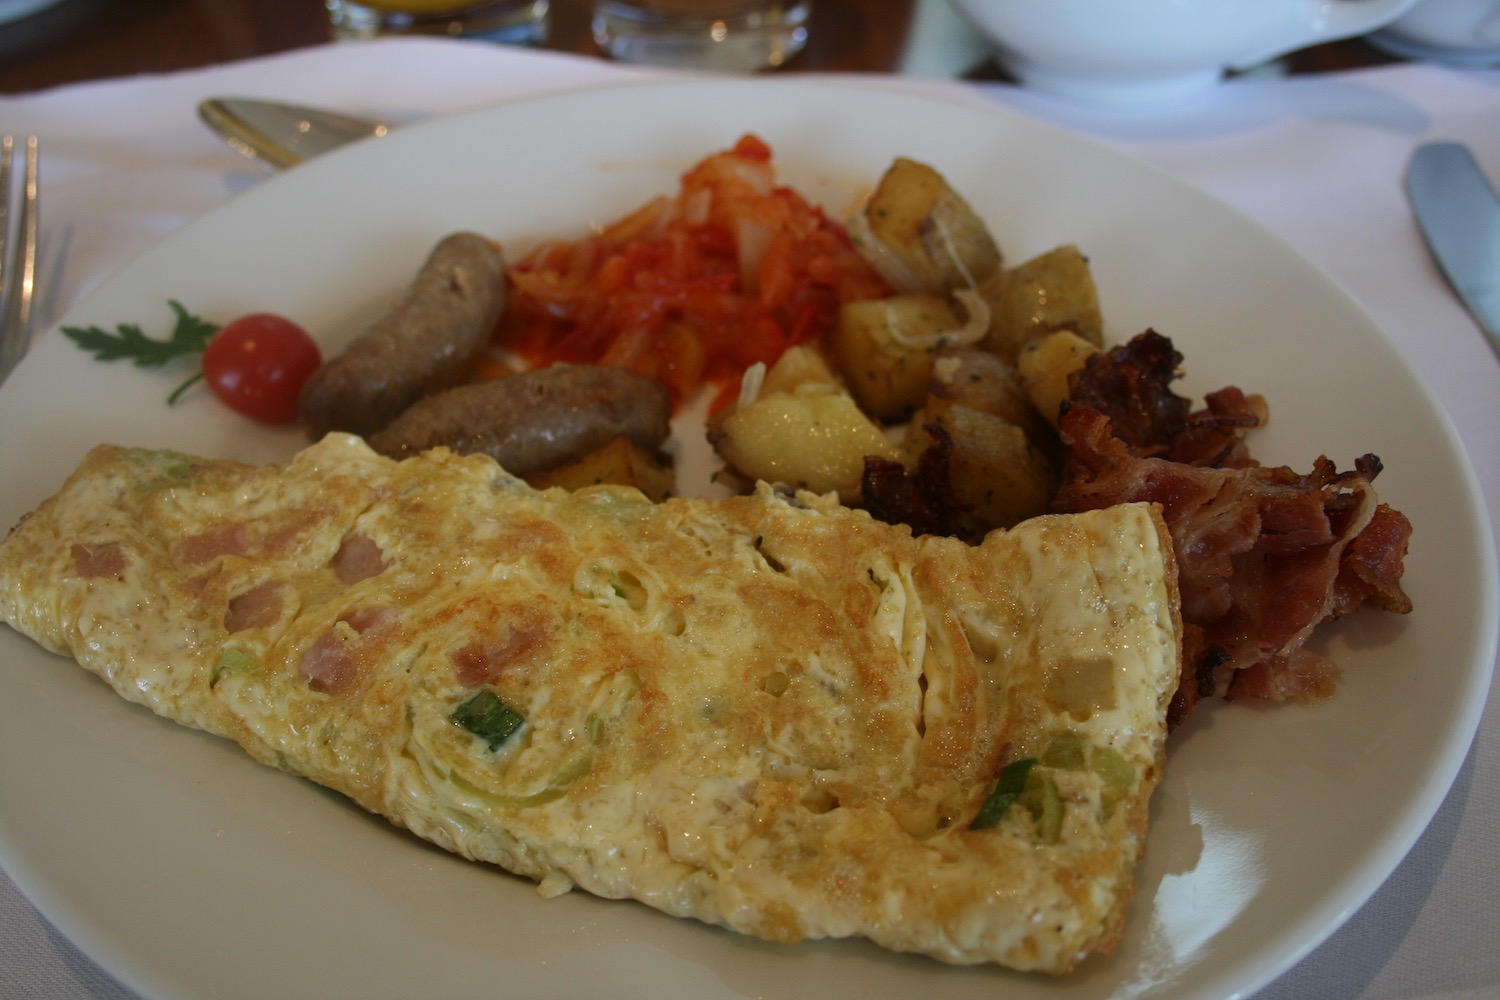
left=0, top=79, right=1494, bottom=1000
left=0, top=0, right=64, bottom=24
left=944, top=0, right=1423, bottom=104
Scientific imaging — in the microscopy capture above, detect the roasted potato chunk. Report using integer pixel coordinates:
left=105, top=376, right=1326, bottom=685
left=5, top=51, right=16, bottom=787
left=525, top=435, right=675, bottom=502
left=758, top=343, right=843, bottom=396
left=714, top=349, right=901, bottom=500
left=856, top=158, right=1002, bottom=290
left=925, top=347, right=1053, bottom=448
left=909, top=404, right=1056, bottom=531
left=832, top=293, right=964, bottom=422
left=980, top=245, right=1104, bottom=361
left=1017, top=329, right=1103, bottom=427
left=708, top=345, right=845, bottom=444
left=715, top=388, right=900, bottom=500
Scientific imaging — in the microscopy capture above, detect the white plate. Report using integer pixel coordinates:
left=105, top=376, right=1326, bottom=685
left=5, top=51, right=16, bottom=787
left=0, top=78, right=1494, bottom=1000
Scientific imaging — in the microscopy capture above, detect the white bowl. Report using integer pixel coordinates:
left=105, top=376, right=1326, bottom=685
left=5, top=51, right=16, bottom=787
left=947, top=0, right=1427, bottom=105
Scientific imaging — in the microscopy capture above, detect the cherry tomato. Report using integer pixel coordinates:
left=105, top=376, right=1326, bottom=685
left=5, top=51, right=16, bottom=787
left=201, top=313, right=322, bottom=425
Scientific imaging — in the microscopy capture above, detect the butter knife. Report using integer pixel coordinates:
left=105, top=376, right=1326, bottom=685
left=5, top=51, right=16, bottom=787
left=1406, top=141, right=1500, bottom=360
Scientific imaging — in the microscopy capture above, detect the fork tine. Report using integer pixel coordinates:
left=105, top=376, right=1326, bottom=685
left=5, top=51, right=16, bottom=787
left=15, top=136, right=39, bottom=337
left=0, top=135, right=13, bottom=313
left=0, top=135, right=39, bottom=383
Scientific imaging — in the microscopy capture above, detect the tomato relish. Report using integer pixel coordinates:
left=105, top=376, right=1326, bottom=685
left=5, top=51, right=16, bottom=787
left=495, top=134, right=891, bottom=409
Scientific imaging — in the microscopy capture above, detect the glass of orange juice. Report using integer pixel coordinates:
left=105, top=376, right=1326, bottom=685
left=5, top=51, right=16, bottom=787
left=591, top=0, right=810, bottom=70
left=326, top=0, right=549, bottom=44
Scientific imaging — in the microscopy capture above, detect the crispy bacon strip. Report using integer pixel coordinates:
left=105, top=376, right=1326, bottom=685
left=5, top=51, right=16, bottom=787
left=1054, top=332, right=1412, bottom=726
left=1066, top=329, right=1264, bottom=468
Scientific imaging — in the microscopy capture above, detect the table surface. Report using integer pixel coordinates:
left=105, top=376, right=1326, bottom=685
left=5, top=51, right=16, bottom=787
left=0, top=0, right=1401, bottom=93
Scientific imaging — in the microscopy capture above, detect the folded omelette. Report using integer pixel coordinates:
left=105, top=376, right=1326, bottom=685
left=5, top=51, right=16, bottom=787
left=0, top=434, right=1181, bottom=974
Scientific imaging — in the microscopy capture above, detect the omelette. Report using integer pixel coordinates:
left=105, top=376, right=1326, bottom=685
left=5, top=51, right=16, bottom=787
left=0, top=434, right=1181, bottom=974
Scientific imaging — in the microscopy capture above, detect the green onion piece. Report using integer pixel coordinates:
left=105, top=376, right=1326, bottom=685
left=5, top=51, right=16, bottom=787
left=1089, top=746, right=1135, bottom=823
left=1088, top=746, right=1135, bottom=793
left=1041, top=730, right=1087, bottom=770
left=1019, top=771, right=1063, bottom=844
left=970, top=757, right=1037, bottom=830
left=547, top=749, right=593, bottom=786
left=212, top=647, right=259, bottom=680
left=452, top=690, right=525, bottom=751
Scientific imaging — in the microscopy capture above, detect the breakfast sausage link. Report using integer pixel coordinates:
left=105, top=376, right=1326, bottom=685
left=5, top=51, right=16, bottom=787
left=367, top=364, right=673, bottom=476
left=299, top=232, right=507, bottom=439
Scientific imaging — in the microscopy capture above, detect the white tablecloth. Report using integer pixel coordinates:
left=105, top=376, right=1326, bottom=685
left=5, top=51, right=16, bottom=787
left=1, top=31, right=1496, bottom=1000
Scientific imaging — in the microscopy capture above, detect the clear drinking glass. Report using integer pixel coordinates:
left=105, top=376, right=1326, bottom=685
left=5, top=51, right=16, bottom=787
left=592, top=0, right=811, bottom=71
left=327, top=0, right=550, bottom=44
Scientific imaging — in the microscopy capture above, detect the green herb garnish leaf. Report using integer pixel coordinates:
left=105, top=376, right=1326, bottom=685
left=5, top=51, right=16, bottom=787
left=970, top=757, right=1038, bottom=831
left=452, top=689, right=526, bottom=751
left=62, top=301, right=221, bottom=406
left=62, top=300, right=220, bottom=367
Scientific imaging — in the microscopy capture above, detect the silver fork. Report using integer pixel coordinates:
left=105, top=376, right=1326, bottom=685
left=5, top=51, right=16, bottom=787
left=0, top=134, right=40, bottom=385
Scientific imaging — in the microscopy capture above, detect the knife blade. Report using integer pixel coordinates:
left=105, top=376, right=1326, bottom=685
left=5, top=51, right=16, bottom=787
left=1406, top=141, right=1500, bottom=360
